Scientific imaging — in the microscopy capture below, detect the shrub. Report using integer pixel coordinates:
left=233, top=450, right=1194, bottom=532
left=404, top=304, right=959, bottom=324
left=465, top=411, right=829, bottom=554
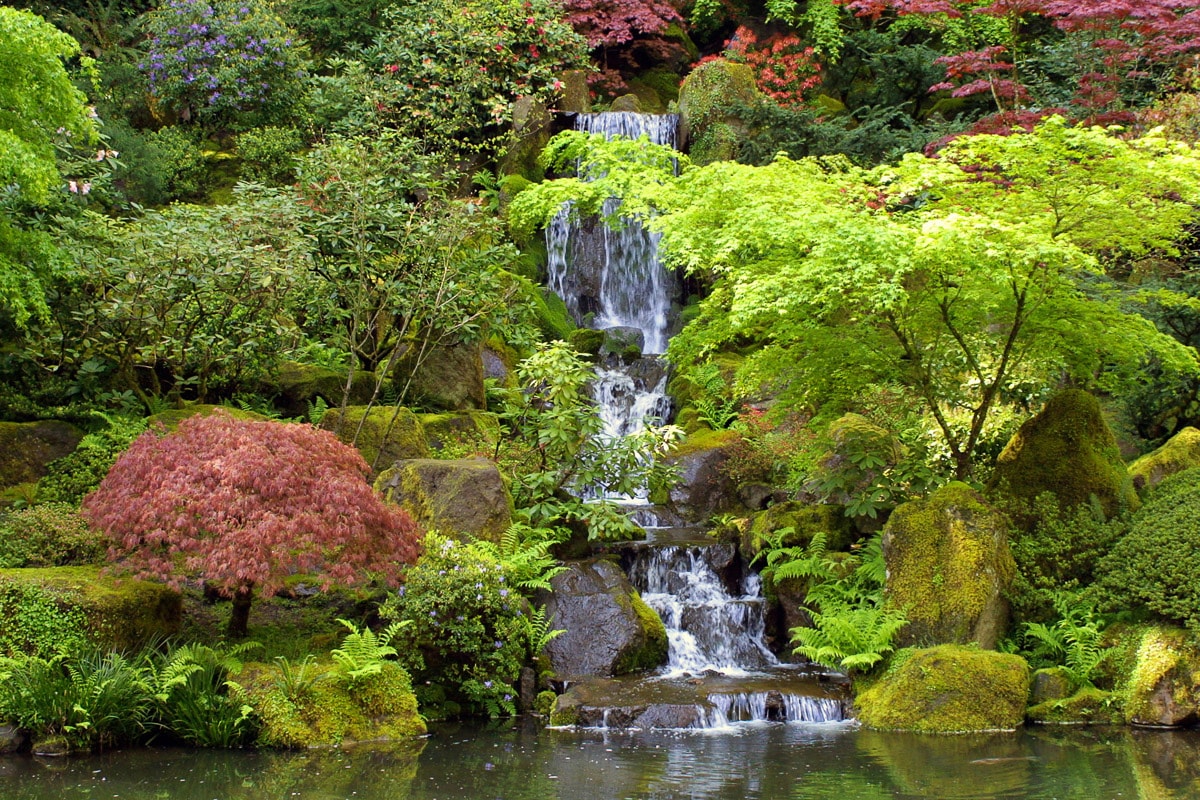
left=152, top=641, right=258, bottom=747
left=0, top=582, right=90, bottom=657
left=236, top=125, right=301, bottom=184
left=38, top=413, right=147, bottom=506
left=1095, top=467, right=1200, bottom=630
left=143, top=126, right=210, bottom=201
left=0, top=503, right=106, bottom=568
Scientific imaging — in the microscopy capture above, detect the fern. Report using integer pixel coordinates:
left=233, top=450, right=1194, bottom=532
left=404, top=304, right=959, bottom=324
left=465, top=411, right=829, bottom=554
left=758, top=529, right=836, bottom=585
left=1021, top=593, right=1114, bottom=690
left=473, top=523, right=566, bottom=592
left=151, top=641, right=259, bottom=747
left=792, top=602, right=908, bottom=673
left=331, top=618, right=409, bottom=685
left=521, top=605, right=565, bottom=658
left=305, top=396, right=329, bottom=426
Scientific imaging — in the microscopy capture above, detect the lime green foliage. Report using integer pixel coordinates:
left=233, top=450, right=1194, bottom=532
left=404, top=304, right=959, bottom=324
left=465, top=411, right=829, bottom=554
left=1021, top=593, right=1115, bottom=692
left=330, top=618, right=407, bottom=687
left=856, top=645, right=1030, bottom=732
left=0, top=503, right=105, bottom=567
left=1128, top=426, right=1200, bottom=494
left=689, top=362, right=740, bottom=430
left=806, top=413, right=918, bottom=519
left=883, top=482, right=1014, bottom=649
left=0, top=567, right=181, bottom=655
left=0, top=580, right=90, bottom=657
left=678, top=59, right=760, bottom=165
left=793, top=599, right=909, bottom=674
left=37, top=413, right=146, bottom=505
left=0, top=420, right=83, bottom=491
left=147, top=403, right=266, bottom=430
left=1096, top=468, right=1200, bottom=630
left=1119, top=626, right=1200, bottom=726
left=989, top=390, right=1139, bottom=522
left=236, top=126, right=302, bottom=185
left=154, top=641, right=259, bottom=747
left=321, top=405, right=429, bottom=471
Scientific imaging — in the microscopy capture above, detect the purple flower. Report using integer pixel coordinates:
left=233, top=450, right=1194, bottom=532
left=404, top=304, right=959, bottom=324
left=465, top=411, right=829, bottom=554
left=499, top=589, right=509, bottom=598
left=494, top=640, right=503, bottom=649
left=484, top=680, right=493, bottom=688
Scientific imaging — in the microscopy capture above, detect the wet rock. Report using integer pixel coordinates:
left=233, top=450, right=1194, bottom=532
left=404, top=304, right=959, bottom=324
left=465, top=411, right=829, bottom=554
left=31, top=736, right=71, bottom=757
left=665, top=430, right=741, bottom=522
left=0, top=724, right=25, bottom=754
left=601, top=326, right=644, bottom=360
left=1125, top=625, right=1200, bottom=728
left=375, top=458, right=513, bottom=543
left=394, top=342, right=487, bottom=411
left=540, top=559, right=668, bottom=678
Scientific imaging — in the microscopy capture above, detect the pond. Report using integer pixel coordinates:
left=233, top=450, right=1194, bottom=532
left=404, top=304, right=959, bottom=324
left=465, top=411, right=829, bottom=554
left=2, top=720, right=1198, bottom=799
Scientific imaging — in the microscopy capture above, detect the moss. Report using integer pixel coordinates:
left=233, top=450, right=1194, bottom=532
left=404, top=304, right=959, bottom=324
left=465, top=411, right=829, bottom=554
left=535, top=287, right=576, bottom=341
left=855, top=645, right=1030, bottom=733
left=667, top=427, right=739, bottom=459
left=242, top=661, right=425, bottom=748
left=612, top=589, right=668, bottom=674
left=417, top=411, right=501, bottom=455
left=147, top=403, right=265, bottom=430
left=0, top=420, right=84, bottom=490
left=375, top=458, right=513, bottom=542
left=882, top=482, right=1014, bottom=649
left=988, top=389, right=1139, bottom=522
left=319, top=405, right=428, bottom=472
left=1120, top=625, right=1200, bottom=726
left=394, top=342, right=486, bottom=411
left=567, top=328, right=606, bottom=359
left=742, top=502, right=855, bottom=561
left=535, top=690, right=557, bottom=715
left=678, top=59, right=759, bottom=165
left=1128, top=427, right=1200, bottom=494
left=631, top=67, right=681, bottom=106
left=0, top=566, right=181, bottom=653
left=259, top=361, right=374, bottom=416
left=1026, top=687, right=1121, bottom=725
left=548, top=695, right=581, bottom=727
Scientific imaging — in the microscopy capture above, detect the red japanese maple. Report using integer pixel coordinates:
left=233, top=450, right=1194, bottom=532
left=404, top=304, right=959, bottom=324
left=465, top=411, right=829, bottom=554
left=83, top=411, right=421, bottom=637
left=563, top=0, right=686, bottom=94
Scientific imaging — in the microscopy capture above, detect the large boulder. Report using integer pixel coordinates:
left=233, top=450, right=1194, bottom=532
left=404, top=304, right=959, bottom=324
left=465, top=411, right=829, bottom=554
left=1128, top=426, right=1200, bottom=495
left=375, top=458, right=513, bottom=543
left=855, top=645, right=1029, bottom=732
left=417, top=412, right=500, bottom=455
left=665, top=429, right=741, bottom=522
left=257, top=361, right=374, bottom=418
left=0, top=420, right=83, bottom=494
left=500, top=96, right=552, bottom=181
left=1123, top=625, right=1200, bottom=728
left=988, top=389, right=1138, bottom=520
left=320, top=406, right=428, bottom=474
left=883, top=482, right=1014, bottom=650
left=540, top=559, right=668, bottom=678
left=393, top=342, right=486, bottom=411
left=678, top=59, right=759, bottom=165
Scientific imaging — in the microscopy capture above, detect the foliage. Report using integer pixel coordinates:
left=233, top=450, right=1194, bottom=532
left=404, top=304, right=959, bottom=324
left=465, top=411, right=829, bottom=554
left=139, top=0, right=309, bottom=128
left=689, top=362, right=740, bottom=430
left=512, top=119, right=1200, bottom=480
left=285, top=0, right=393, bottom=53
left=1021, top=592, right=1115, bottom=691
left=0, top=582, right=90, bottom=657
left=471, top=522, right=567, bottom=592
left=381, top=533, right=557, bottom=718
left=143, top=126, right=211, bottom=200
left=0, top=6, right=98, bottom=328
left=152, top=641, right=258, bottom=747
left=722, top=26, right=823, bottom=108
left=82, top=412, right=421, bottom=638
left=1095, top=467, right=1200, bottom=630
left=720, top=408, right=812, bottom=487
left=0, top=503, right=106, bottom=567
left=494, top=341, right=682, bottom=540
left=236, top=125, right=301, bottom=184
left=330, top=618, right=407, bottom=687
left=38, top=413, right=147, bottom=505
left=356, top=0, right=587, bottom=154
left=562, top=0, right=686, bottom=95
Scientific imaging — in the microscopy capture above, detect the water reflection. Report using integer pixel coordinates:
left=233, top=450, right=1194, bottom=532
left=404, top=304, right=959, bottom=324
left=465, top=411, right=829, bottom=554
left=2, top=721, right=1200, bottom=799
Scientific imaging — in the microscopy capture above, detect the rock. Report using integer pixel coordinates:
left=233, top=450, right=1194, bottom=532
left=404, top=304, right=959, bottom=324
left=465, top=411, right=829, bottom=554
left=501, top=97, right=553, bottom=181
left=31, top=736, right=71, bottom=757
left=1128, top=426, right=1200, bottom=494
left=0, top=724, right=25, bottom=754
left=375, top=458, right=513, bottom=543
left=558, top=69, right=592, bottom=114
left=394, top=341, right=487, bottom=412
left=540, top=559, right=668, bottom=678
left=481, top=345, right=513, bottom=385
left=0, top=566, right=181, bottom=653
left=883, top=482, right=1014, bottom=650
left=567, top=328, right=606, bottom=358
left=320, top=405, right=428, bottom=474
left=855, top=645, right=1030, bottom=733
left=610, top=93, right=642, bottom=112
left=1124, top=625, right=1200, bottom=728
left=257, top=361, right=374, bottom=418
left=1028, top=666, right=1074, bottom=705
left=417, top=412, right=500, bottom=455
left=678, top=59, right=759, bottom=165
left=665, top=429, right=741, bottom=522
left=736, top=482, right=773, bottom=512
left=0, top=420, right=83, bottom=491
left=600, top=326, right=643, bottom=360
left=1026, top=687, right=1121, bottom=725
left=988, top=389, right=1139, bottom=522
left=742, top=502, right=856, bottom=562
left=803, top=414, right=902, bottom=519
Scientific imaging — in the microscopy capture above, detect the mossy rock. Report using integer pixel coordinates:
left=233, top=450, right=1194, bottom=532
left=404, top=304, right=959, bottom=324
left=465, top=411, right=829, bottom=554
left=258, top=361, right=374, bottom=418
left=1121, top=625, right=1200, bottom=728
left=375, top=458, right=513, bottom=542
left=535, top=287, right=577, bottom=342
left=882, top=482, right=1014, bottom=650
left=393, top=342, right=486, bottom=412
left=742, top=502, right=855, bottom=561
left=240, top=660, right=425, bottom=748
left=559, top=68, right=591, bottom=114
left=988, top=389, right=1139, bottom=522
left=1026, top=687, right=1121, bottom=725
left=500, top=97, right=552, bottom=182
left=0, top=566, right=181, bottom=653
left=567, top=328, right=606, bottom=358
left=320, top=406, right=428, bottom=473
left=677, top=59, right=759, bottom=165
left=146, top=403, right=265, bottom=431
left=1028, top=666, right=1074, bottom=706
left=610, top=93, right=643, bottom=112
left=1128, top=427, right=1200, bottom=495
left=855, top=645, right=1030, bottom=733
left=630, top=67, right=680, bottom=106
left=0, top=421, right=84, bottom=491
left=417, top=411, right=500, bottom=455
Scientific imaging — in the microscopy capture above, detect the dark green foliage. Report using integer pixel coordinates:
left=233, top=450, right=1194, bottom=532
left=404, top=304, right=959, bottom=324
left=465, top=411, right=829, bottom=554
left=1095, top=467, right=1200, bottom=630
left=0, top=503, right=106, bottom=567
left=38, top=413, right=147, bottom=505
left=153, top=641, right=259, bottom=747
left=141, top=126, right=211, bottom=202
left=1021, top=592, right=1115, bottom=692
left=236, top=126, right=302, bottom=185
left=285, top=0, right=392, bottom=53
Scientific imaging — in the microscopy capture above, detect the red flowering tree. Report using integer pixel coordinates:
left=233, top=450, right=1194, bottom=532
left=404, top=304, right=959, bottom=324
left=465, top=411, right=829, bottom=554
left=724, top=25, right=822, bottom=108
left=563, top=0, right=687, bottom=94
left=83, top=411, right=421, bottom=637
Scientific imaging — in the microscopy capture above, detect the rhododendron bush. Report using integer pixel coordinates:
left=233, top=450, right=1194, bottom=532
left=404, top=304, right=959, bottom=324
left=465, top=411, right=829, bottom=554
left=83, top=411, right=421, bottom=637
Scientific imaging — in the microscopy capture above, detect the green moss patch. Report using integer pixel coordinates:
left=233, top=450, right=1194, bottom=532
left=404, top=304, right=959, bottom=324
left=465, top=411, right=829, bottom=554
left=1119, top=625, right=1200, bottom=727
left=147, top=403, right=265, bottom=431
left=1128, top=427, right=1200, bottom=494
left=1027, top=687, right=1121, bottom=725
left=320, top=405, right=429, bottom=473
left=855, top=645, right=1029, bottom=733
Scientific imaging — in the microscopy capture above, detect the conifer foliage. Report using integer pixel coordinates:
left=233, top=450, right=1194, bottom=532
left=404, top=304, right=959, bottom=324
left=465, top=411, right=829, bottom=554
left=83, top=412, right=421, bottom=637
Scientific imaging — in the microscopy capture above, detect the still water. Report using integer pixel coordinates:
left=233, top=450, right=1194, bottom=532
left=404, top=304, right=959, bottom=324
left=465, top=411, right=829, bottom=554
left=2, top=721, right=1199, bottom=800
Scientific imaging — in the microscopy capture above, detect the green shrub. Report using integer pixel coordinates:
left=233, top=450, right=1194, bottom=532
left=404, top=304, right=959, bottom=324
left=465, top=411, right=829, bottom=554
left=0, top=503, right=106, bottom=567
left=236, top=126, right=302, bottom=184
left=38, top=414, right=147, bottom=506
left=144, top=126, right=210, bottom=201
left=1095, top=467, right=1200, bottom=630
left=153, top=642, right=259, bottom=747
left=0, top=582, right=90, bottom=657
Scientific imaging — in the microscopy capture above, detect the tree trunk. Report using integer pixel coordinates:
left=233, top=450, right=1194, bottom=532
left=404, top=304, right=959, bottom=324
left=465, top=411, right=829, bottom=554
left=227, top=583, right=254, bottom=639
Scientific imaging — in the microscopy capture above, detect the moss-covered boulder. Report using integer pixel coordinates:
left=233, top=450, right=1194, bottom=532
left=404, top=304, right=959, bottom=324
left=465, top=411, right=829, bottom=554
left=0, top=566, right=181, bottom=654
left=240, top=660, right=425, bottom=747
left=882, top=482, right=1014, bottom=650
left=1026, top=687, right=1121, bottom=725
left=988, top=389, right=1138, bottom=521
left=540, top=559, right=668, bottom=678
left=0, top=420, right=83, bottom=492
left=855, top=645, right=1030, bottom=732
left=742, top=502, right=856, bottom=562
left=417, top=411, right=500, bottom=455
left=320, top=406, right=428, bottom=473
left=375, top=458, right=513, bottom=542
left=1128, top=427, right=1200, bottom=494
left=257, top=361, right=374, bottom=418
left=1122, top=625, right=1200, bottom=728
left=678, top=58, right=759, bottom=165
left=567, top=327, right=606, bottom=359
left=665, top=428, right=742, bottom=522
left=558, top=68, right=591, bottom=113
left=146, top=403, right=265, bottom=430
left=500, top=96, right=552, bottom=182
left=394, top=342, right=486, bottom=411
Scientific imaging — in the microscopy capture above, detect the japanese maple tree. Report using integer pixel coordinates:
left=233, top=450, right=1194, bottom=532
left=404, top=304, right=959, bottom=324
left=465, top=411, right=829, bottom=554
left=83, top=411, right=421, bottom=637
left=563, top=0, right=687, bottom=94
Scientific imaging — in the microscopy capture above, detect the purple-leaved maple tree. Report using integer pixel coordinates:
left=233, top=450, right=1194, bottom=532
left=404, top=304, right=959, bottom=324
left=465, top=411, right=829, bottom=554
left=83, top=411, right=421, bottom=637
